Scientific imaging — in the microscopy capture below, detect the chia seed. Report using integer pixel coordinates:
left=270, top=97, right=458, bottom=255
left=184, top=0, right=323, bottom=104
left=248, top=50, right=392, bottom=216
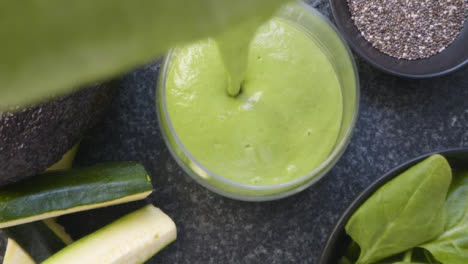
left=348, top=0, right=468, bottom=60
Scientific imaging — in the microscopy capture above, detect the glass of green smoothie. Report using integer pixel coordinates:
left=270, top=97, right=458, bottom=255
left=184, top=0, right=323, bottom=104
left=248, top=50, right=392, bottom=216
left=157, top=2, right=359, bottom=201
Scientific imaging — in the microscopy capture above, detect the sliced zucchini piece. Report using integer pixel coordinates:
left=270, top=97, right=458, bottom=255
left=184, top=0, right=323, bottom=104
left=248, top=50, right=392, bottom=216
left=45, top=144, right=79, bottom=172
left=2, top=146, right=77, bottom=264
left=3, top=220, right=72, bottom=263
left=3, top=239, right=35, bottom=264
left=43, top=204, right=177, bottom=264
left=0, top=162, right=153, bottom=228
left=42, top=219, right=73, bottom=245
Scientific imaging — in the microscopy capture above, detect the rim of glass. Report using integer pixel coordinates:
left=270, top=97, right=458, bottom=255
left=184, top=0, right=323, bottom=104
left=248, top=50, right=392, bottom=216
left=157, top=1, right=360, bottom=192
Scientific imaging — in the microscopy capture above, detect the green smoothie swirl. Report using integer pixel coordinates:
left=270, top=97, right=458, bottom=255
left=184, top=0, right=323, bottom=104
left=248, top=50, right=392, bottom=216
left=165, top=18, right=343, bottom=186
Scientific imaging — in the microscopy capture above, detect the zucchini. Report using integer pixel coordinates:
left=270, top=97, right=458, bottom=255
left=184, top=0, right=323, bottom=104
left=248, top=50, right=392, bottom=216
left=43, top=204, right=177, bottom=264
left=3, top=219, right=73, bottom=263
left=0, top=162, right=153, bottom=228
left=41, top=219, right=73, bottom=245
left=3, top=238, right=35, bottom=264
left=45, top=144, right=79, bottom=172
left=2, top=145, right=77, bottom=264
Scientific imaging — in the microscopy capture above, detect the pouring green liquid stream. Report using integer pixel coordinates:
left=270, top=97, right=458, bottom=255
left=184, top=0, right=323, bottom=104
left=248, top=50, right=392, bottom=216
left=165, top=18, right=343, bottom=186
left=216, top=17, right=268, bottom=97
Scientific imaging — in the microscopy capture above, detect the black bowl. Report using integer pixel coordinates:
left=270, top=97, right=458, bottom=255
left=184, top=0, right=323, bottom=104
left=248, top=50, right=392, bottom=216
left=319, top=148, right=468, bottom=264
left=329, top=0, right=468, bottom=78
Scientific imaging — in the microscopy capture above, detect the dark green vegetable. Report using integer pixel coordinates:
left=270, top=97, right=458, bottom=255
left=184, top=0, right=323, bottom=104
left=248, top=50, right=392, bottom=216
left=374, top=252, right=406, bottom=263
left=345, top=155, right=452, bottom=264
left=3, top=219, right=72, bottom=262
left=411, top=248, right=440, bottom=263
left=421, top=170, right=468, bottom=264
left=0, top=162, right=153, bottom=228
left=390, top=261, right=427, bottom=264
left=402, top=249, right=413, bottom=262
left=340, top=242, right=360, bottom=264
left=346, top=241, right=360, bottom=262
left=356, top=248, right=440, bottom=263
left=339, top=257, right=353, bottom=264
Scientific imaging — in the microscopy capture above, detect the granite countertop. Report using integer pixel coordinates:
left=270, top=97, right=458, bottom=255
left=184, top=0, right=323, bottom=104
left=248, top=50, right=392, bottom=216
left=1, top=1, right=468, bottom=263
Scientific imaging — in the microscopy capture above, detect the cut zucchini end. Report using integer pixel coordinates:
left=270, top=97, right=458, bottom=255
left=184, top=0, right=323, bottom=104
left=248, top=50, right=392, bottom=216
left=3, top=238, right=36, bottom=264
left=45, top=144, right=79, bottom=172
left=3, top=219, right=73, bottom=263
left=0, top=190, right=152, bottom=229
left=42, top=219, right=73, bottom=245
left=43, top=204, right=177, bottom=264
left=2, top=145, right=77, bottom=264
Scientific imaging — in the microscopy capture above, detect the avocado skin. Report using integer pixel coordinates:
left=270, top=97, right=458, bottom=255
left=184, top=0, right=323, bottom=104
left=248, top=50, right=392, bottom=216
left=0, top=82, right=115, bottom=186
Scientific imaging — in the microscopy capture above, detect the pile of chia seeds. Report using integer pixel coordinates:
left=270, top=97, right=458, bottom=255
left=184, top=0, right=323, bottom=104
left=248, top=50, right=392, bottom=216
left=348, top=0, right=468, bottom=60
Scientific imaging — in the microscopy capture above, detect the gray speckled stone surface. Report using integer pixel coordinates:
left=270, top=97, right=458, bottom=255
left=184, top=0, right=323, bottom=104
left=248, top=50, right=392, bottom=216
left=2, top=1, right=468, bottom=263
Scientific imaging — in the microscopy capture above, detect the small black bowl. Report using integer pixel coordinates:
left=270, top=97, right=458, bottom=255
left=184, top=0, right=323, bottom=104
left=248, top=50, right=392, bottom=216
left=329, top=0, right=468, bottom=78
left=319, top=148, right=468, bottom=264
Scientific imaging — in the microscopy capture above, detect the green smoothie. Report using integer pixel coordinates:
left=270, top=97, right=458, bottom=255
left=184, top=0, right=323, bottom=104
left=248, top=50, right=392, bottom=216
left=215, top=17, right=266, bottom=97
left=165, top=18, right=343, bottom=186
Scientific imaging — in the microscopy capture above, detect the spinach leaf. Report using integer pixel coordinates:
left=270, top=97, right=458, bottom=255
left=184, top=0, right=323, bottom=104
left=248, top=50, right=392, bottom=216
left=341, top=244, right=441, bottom=263
left=411, top=248, right=440, bottom=264
left=339, top=256, right=353, bottom=264
left=376, top=252, right=406, bottom=263
left=345, top=155, right=452, bottom=264
left=373, top=248, right=440, bottom=263
left=388, top=261, right=427, bottom=264
left=421, top=170, right=468, bottom=264
left=344, top=241, right=361, bottom=262
left=0, top=0, right=287, bottom=109
left=403, top=249, right=413, bottom=262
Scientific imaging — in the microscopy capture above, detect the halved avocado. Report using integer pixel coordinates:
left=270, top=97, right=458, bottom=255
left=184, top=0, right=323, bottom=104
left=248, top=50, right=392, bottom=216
left=0, top=82, right=115, bottom=186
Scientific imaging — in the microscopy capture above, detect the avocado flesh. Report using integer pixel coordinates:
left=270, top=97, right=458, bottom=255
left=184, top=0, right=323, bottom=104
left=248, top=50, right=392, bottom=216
left=0, top=82, right=115, bottom=186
